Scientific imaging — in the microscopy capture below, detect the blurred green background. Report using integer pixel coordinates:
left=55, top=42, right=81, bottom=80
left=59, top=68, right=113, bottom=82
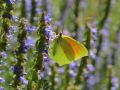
left=0, top=0, right=120, bottom=90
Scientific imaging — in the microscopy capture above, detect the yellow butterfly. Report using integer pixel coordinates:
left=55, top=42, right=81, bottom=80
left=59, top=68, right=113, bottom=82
left=49, top=33, right=88, bottom=66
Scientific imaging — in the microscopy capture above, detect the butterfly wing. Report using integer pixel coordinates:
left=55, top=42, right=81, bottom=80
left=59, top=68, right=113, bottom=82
left=63, top=35, right=88, bottom=60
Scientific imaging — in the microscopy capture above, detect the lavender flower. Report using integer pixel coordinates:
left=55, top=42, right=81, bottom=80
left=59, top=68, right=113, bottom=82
left=90, top=50, right=96, bottom=59
left=7, top=34, right=16, bottom=43
left=102, top=27, right=109, bottom=38
left=58, top=67, right=64, bottom=74
left=40, top=72, right=45, bottom=79
left=45, top=26, right=52, bottom=34
left=10, top=26, right=18, bottom=32
left=44, top=14, right=54, bottom=41
left=12, top=16, right=18, bottom=22
left=25, top=0, right=31, bottom=15
left=0, top=77, right=5, bottom=83
left=69, top=70, right=76, bottom=78
left=0, top=69, right=4, bottom=74
left=91, top=28, right=98, bottom=42
left=111, top=76, right=119, bottom=90
left=45, top=25, right=54, bottom=40
left=26, top=25, right=38, bottom=33
left=91, top=28, right=97, bottom=34
left=0, top=87, right=4, bottom=90
left=87, top=64, right=95, bottom=72
left=83, top=70, right=89, bottom=78
left=20, top=77, right=28, bottom=85
left=22, top=45, right=28, bottom=53
left=1, top=51, right=7, bottom=59
left=45, top=15, right=52, bottom=22
left=87, top=75, right=96, bottom=86
left=26, top=36, right=36, bottom=47
left=36, top=7, right=42, bottom=14
left=43, top=55, right=50, bottom=62
left=5, top=0, right=15, bottom=4
left=47, top=68, right=51, bottom=76
left=26, top=25, right=32, bottom=33
left=35, top=0, right=42, bottom=14
left=1, top=62, right=7, bottom=66
left=96, top=56, right=102, bottom=69
left=32, top=26, right=38, bottom=32
left=111, top=87, right=118, bottom=90
left=69, top=62, right=77, bottom=69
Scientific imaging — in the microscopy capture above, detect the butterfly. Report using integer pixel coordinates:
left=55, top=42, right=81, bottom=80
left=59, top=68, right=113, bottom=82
left=49, top=33, right=88, bottom=66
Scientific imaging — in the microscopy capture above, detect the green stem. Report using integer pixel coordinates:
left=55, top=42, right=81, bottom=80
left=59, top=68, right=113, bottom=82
left=50, top=65, right=55, bottom=90
left=28, top=13, right=48, bottom=90
left=98, top=0, right=111, bottom=30
left=62, top=65, right=69, bottom=90
left=30, top=0, right=36, bottom=24
left=73, top=0, right=80, bottom=39
left=20, top=0, right=26, bottom=18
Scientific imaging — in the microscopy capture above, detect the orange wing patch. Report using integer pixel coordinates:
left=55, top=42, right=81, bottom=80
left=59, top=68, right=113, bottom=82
left=63, top=35, right=88, bottom=60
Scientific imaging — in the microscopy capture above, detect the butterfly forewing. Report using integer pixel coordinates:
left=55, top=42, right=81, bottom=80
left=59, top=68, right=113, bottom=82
left=63, top=35, right=88, bottom=60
